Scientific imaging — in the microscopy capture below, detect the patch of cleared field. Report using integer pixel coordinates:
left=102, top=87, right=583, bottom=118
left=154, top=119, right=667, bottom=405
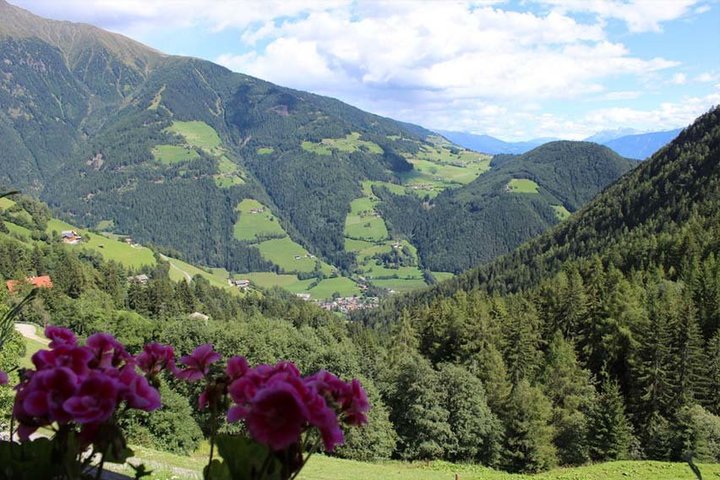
left=213, top=156, right=245, bottom=187
left=363, top=180, right=407, bottom=197
left=152, top=144, right=200, bottom=164
left=363, top=264, right=425, bottom=280
left=283, top=278, right=318, bottom=294
left=372, top=277, right=429, bottom=292
left=46, top=219, right=156, bottom=270
left=0, top=197, right=17, bottom=209
left=95, top=220, right=114, bottom=231
left=302, top=132, right=383, bottom=156
left=507, top=178, right=540, bottom=193
left=167, top=121, right=221, bottom=152
left=257, top=147, right=274, bottom=155
left=164, top=256, right=233, bottom=291
left=552, top=204, right=572, bottom=220
left=344, top=238, right=376, bottom=253
left=257, top=237, right=331, bottom=274
left=214, top=176, right=245, bottom=188
left=233, top=199, right=286, bottom=242
left=344, top=197, right=389, bottom=241
left=432, top=271, right=455, bottom=282
left=242, top=272, right=301, bottom=288
left=308, top=277, right=361, bottom=299
left=6, top=222, right=31, bottom=240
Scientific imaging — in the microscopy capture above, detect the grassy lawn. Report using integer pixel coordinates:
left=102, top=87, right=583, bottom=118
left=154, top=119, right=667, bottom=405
left=432, top=271, right=455, bottom=282
left=20, top=329, right=48, bottom=369
left=371, top=277, right=429, bottom=292
left=552, top=205, right=572, bottom=220
left=106, top=444, right=720, bottom=480
left=233, top=199, right=286, bottom=242
left=344, top=198, right=389, bottom=241
left=507, top=178, right=540, bottom=193
left=257, top=237, right=331, bottom=275
left=166, top=121, right=221, bottom=151
left=242, top=272, right=301, bottom=288
left=307, top=277, right=361, bottom=299
left=46, top=219, right=156, bottom=270
left=302, top=132, right=383, bottom=156
left=152, top=144, right=200, bottom=164
left=6, top=222, right=31, bottom=240
left=164, top=256, right=232, bottom=291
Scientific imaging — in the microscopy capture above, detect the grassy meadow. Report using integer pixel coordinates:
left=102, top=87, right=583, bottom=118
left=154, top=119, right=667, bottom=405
left=301, top=132, right=384, bottom=156
left=233, top=199, right=285, bottom=242
left=551, top=204, right=572, bottom=220
left=507, top=178, right=540, bottom=193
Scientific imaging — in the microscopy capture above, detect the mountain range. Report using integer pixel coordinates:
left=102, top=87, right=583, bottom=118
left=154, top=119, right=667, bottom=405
left=0, top=0, right=639, bottom=298
left=438, top=127, right=682, bottom=160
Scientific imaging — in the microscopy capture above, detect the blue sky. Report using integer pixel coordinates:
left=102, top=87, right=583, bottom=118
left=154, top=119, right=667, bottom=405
left=12, top=0, right=720, bottom=140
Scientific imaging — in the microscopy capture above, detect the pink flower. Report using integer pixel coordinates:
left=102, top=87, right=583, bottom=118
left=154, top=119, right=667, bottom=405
left=226, top=355, right=249, bottom=381
left=305, top=371, right=369, bottom=426
left=45, top=326, right=77, bottom=349
left=136, top=343, right=176, bottom=375
left=117, top=366, right=161, bottom=411
left=16, top=367, right=78, bottom=425
left=175, top=344, right=221, bottom=382
left=32, top=345, right=93, bottom=378
left=0, top=370, right=7, bottom=385
left=245, top=380, right=310, bottom=451
left=343, top=379, right=369, bottom=426
left=86, top=333, right=133, bottom=370
left=64, top=373, right=118, bottom=424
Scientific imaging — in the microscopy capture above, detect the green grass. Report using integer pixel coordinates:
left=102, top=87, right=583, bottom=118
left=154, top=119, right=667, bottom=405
left=371, top=278, right=429, bottom=292
left=307, top=277, right=361, bottom=299
left=0, top=197, right=16, bottom=209
left=95, top=219, right=114, bottom=231
left=6, top=222, right=31, bottom=240
left=552, top=205, right=572, bottom=220
left=106, top=444, right=720, bottom=480
left=507, top=178, right=540, bottom=193
left=166, top=121, right=221, bottom=151
left=20, top=329, right=48, bottom=369
left=257, top=147, right=274, bottom=155
left=46, top=219, right=156, bottom=270
left=344, top=198, right=389, bottom=241
left=164, top=256, right=232, bottom=290
left=432, top=271, right=455, bottom=282
left=152, top=144, right=200, bottom=164
left=242, top=272, right=301, bottom=288
left=256, top=237, right=332, bottom=275
left=214, top=175, right=245, bottom=188
left=233, top=199, right=286, bottom=242
left=302, top=132, right=383, bottom=156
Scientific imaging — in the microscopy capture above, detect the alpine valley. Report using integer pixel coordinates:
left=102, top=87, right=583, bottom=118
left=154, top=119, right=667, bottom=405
left=0, top=0, right=637, bottom=300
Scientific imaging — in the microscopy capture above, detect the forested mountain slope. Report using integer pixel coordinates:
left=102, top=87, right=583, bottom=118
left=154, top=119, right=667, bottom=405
left=353, top=106, right=720, bottom=470
left=0, top=0, right=632, bottom=297
left=377, top=141, right=635, bottom=272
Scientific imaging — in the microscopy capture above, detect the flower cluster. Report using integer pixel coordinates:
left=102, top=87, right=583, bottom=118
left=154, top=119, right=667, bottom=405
left=13, top=326, right=161, bottom=440
left=0, top=369, right=7, bottom=385
left=173, top=344, right=369, bottom=453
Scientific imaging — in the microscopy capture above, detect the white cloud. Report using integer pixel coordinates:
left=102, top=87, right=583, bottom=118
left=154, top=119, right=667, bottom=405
left=671, top=72, right=688, bottom=84
left=537, top=0, right=700, bottom=32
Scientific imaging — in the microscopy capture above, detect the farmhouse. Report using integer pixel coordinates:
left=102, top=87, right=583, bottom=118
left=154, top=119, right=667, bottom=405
left=61, top=230, right=82, bottom=244
left=295, top=293, right=312, bottom=301
left=189, top=311, right=210, bottom=322
left=228, top=278, right=250, bottom=289
left=127, top=274, right=150, bottom=284
left=6, top=275, right=54, bottom=294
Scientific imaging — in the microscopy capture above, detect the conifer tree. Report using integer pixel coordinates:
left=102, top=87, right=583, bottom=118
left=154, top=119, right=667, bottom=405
left=502, top=379, right=557, bottom=473
left=588, top=380, right=633, bottom=461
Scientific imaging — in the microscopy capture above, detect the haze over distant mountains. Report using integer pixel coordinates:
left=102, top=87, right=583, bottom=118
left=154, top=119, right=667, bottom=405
left=438, top=127, right=683, bottom=160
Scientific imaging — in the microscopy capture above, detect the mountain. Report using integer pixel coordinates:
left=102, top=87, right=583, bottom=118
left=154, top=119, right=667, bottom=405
left=0, top=0, right=631, bottom=298
left=583, top=128, right=640, bottom=144
left=375, top=141, right=635, bottom=272
left=601, top=128, right=682, bottom=160
left=435, top=130, right=556, bottom=154
left=358, top=106, right=720, bottom=469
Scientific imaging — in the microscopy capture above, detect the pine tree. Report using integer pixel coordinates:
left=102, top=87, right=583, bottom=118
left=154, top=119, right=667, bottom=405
left=502, top=379, right=557, bottom=473
left=706, top=331, right=720, bottom=415
left=502, top=297, right=542, bottom=385
left=588, top=380, right=633, bottom=461
left=670, top=292, right=707, bottom=407
left=542, top=332, right=595, bottom=465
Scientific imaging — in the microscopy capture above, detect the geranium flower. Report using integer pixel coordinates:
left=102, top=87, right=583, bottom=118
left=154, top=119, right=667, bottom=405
left=45, top=325, right=77, bottom=349
left=245, top=380, right=310, bottom=451
left=136, top=343, right=176, bottom=375
left=86, top=333, right=133, bottom=369
left=175, top=344, right=221, bottom=382
left=63, top=372, right=118, bottom=424
left=0, top=370, right=7, bottom=385
left=117, top=366, right=161, bottom=411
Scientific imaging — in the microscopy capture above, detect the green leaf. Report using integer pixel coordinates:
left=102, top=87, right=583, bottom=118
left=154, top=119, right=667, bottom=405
left=214, top=435, right=283, bottom=480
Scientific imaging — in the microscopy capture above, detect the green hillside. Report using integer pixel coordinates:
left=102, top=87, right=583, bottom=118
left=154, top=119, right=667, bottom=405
left=378, top=141, right=635, bottom=272
left=0, top=1, right=631, bottom=300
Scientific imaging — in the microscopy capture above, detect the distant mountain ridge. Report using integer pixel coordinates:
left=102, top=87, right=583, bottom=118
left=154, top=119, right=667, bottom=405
left=601, top=128, right=682, bottom=159
left=435, top=130, right=554, bottom=154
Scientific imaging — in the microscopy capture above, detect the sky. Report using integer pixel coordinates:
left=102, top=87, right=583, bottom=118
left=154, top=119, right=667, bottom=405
left=11, top=0, right=720, bottom=140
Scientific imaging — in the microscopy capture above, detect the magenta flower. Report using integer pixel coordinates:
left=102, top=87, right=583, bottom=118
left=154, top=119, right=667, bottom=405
left=245, top=380, right=310, bottom=451
left=136, top=343, right=176, bottom=375
left=16, top=367, right=78, bottom=427
left=0, top=370, right=7, bottom=385
left=226, top=355, right=249, bottom=381
left=45, top=325, right=77, bottom=349
left=86, top=333, right=133, bottom=369
left=175, top=344, right=221, bottom=382
left=117, top=366, right=161, bottom=411
left=304, top=371, right=369, bottom=426
left=32, top=345, right=93, bottom=378
left=63, top=373, right=118, bottom=424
